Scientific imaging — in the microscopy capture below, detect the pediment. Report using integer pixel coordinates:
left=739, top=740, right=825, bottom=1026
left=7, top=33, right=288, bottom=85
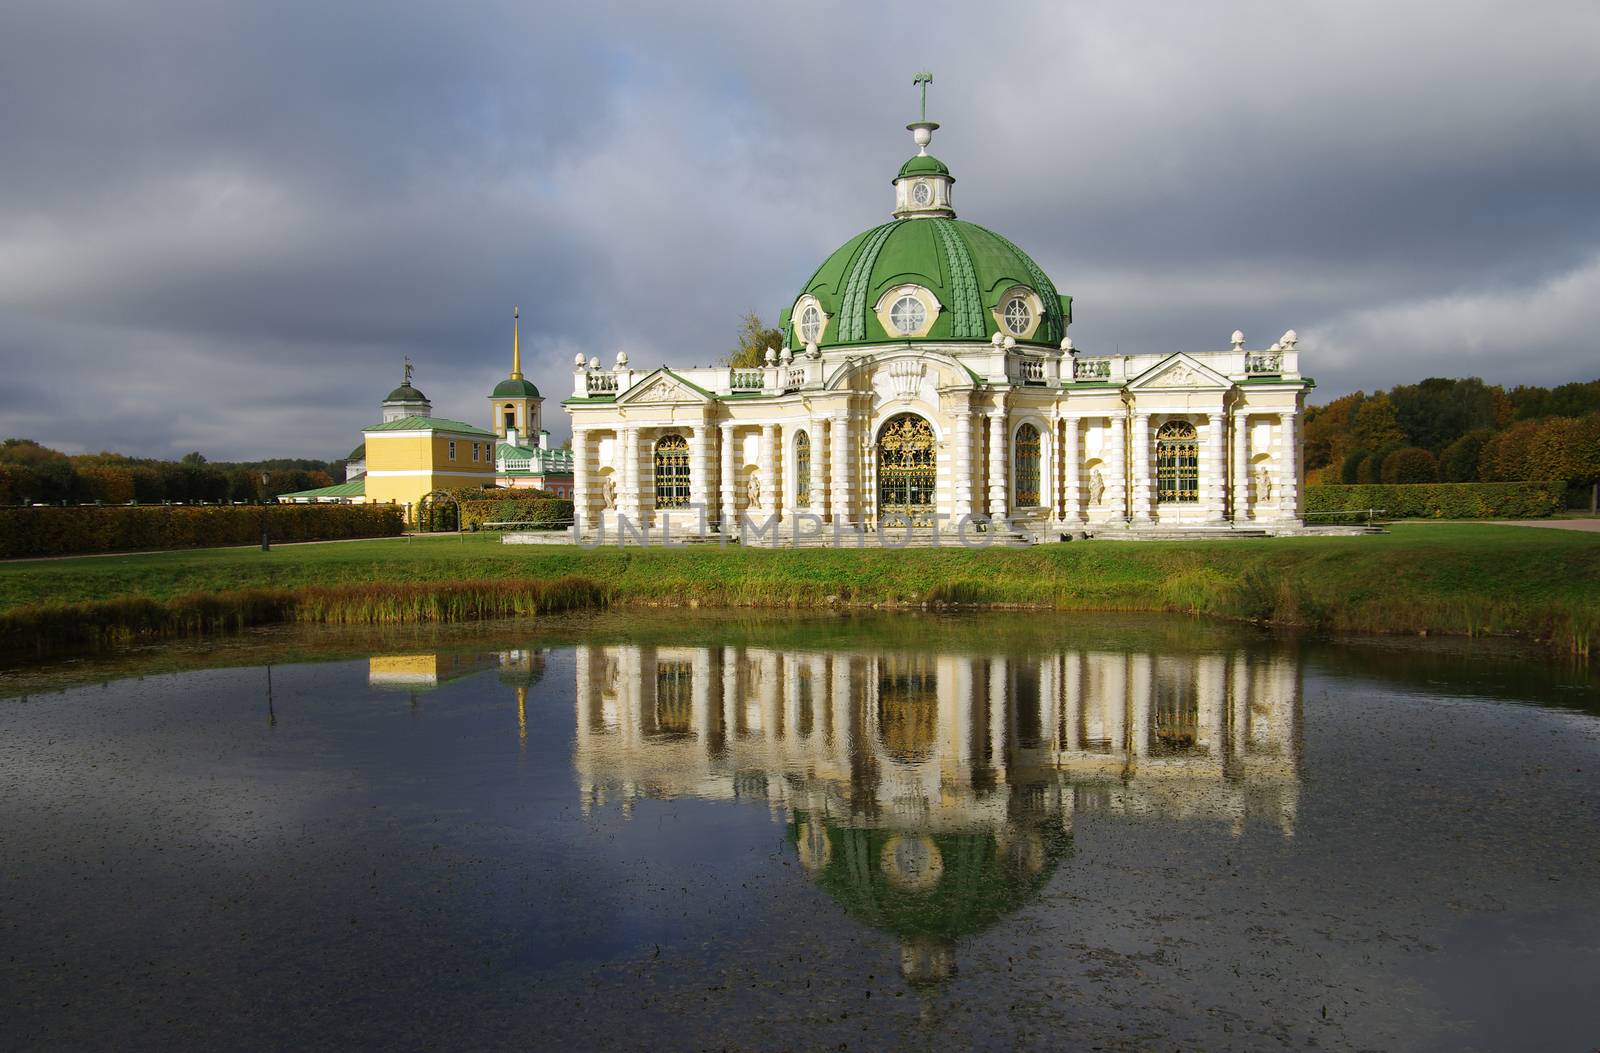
left=1127, top=354, right=1229, bottom=391
left=617, top=369, right=711, bottom=405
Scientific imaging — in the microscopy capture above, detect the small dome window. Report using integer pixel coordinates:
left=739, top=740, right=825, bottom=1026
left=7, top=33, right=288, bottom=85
left=799, top=305, right=823, bottom=343
left=1003, top=296, right=1032, bottom=335
left=912, top=181, right=932, bottom=206
left=890, top=294, right=927, bottom=335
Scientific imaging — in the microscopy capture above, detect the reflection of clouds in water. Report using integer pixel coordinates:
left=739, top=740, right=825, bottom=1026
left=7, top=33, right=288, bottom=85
left=2, top=665, right=365, bottom=846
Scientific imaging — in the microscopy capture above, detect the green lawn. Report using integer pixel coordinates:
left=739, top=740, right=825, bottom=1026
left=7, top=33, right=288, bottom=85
left=1, top=524, right=1596, bottom=656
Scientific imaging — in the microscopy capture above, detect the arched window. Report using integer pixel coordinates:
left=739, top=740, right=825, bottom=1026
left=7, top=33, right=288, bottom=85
left=1157, top=420, right=1199, bottom=504
left=1014, top=423, right=1041, bottom=506
left=794, top=431, right=811, bottom=507
left=654, top=434, right=690, bottom=509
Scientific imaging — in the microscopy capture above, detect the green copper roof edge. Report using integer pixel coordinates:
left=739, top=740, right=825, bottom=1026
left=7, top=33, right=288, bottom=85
left=363, top=415, right=494, bottom=436
left=661, top=368, right=716, bottom=399
left=561, top=395, right=617, bottom=404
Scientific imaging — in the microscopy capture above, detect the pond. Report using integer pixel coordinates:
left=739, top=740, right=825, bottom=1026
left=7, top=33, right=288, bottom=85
left=2, top=613, right=1598, bottom=1051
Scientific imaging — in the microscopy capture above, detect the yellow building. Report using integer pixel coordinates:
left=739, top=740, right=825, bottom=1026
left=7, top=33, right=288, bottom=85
left=363, top=412, right=496, bottom=515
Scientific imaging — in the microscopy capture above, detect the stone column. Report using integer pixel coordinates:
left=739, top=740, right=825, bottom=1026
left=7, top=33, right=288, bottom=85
left=719, top=423, right=737, bottom=535
left=571, top=427, right=589, bottom=535
left=987, top=411, right=1007, bottom=522
left=1062, top=416, right=1081, bottom=523
left=620, top=427, right=640, bottom=527
left=830, top=413, right=851, bottom=524
left=689, top=423, right=711, bottom=527
left=761, top=423, right=778, bottom=522
left=1278, top=411, right=1300, bottom=521
left=1203, top=412, right=1226, bottom=522
left=808, top=419, right=826, bottom=516
left=1231, top=411, right=1250, bottom=522
left=1106, top=415, right=1127, bottom=522
left=1131, top=412, right=1153, bottom=523
left=953, top=407, right=973, bottom=523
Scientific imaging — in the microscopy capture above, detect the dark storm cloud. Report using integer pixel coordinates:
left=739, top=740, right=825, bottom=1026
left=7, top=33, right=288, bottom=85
left=1, top=0, right=1596, bottom=457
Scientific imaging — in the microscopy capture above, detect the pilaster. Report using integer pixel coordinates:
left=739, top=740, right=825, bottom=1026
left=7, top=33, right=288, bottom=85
left=1203, top=413, right=1227, bottom=522
left=571, top=426, right=589, bottom=535
left=1278, top=411, right=1300, bottom=522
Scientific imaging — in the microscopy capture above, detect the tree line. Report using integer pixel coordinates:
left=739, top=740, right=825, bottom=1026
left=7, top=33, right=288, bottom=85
left=1304, top=377, right=1600, bottom=495
left=0, top=439, right=345, bottom=506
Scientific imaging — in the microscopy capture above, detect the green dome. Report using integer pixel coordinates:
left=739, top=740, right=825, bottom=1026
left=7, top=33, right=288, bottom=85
left=781, top=218, right=1072, bottom=351
left=788, top=817, right=1072, bottom=944
left=492, top=377, right=541, bottom=399
left=385, top=384, right=428, bottom=403
left=346, top=443, right=365, bottom=461
left=897, top=154, right=951, bottom=178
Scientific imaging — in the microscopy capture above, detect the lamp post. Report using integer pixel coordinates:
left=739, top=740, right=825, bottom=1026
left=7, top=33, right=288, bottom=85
left=259, top=471, right=271, bottom=552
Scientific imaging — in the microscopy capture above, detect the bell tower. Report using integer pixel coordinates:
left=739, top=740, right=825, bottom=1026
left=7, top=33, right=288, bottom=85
left=489, top=306, right=544, bottom=447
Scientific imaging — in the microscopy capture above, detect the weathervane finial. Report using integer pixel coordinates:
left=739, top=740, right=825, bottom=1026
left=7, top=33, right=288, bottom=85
left=913, top=71, right=933, bottom=122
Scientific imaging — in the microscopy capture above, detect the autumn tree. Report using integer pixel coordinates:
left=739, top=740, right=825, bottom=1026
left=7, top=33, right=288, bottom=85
left=723, top=311, right=784, bottom=369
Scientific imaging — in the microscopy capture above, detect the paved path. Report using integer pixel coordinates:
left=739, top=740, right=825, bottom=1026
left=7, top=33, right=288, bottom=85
left=1487, top=518, right=1600, bottom=533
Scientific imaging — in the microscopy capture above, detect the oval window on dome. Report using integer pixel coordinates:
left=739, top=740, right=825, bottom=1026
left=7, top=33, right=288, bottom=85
left=799, top=305, right=822, bottom=343
left=890, top=295, right=928, bottom=335
left=912, top=181, right=932, bottom=206
left=1003, top=296, right=1032, bottom=335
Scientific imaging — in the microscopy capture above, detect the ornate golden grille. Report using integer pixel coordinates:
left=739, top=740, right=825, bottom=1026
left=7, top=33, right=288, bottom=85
left=876, top=414, right=936, bottom=525
left=794, top=431, right=811, bottom=508
left=653, top=434, right=691, bottom=509
left=1014, top=423, right=1041, bottom=506
left=1156, top=420, right=1199, bottom=504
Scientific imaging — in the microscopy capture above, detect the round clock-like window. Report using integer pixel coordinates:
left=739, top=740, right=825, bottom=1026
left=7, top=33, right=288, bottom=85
left=912, top=181, right=932, bottom=206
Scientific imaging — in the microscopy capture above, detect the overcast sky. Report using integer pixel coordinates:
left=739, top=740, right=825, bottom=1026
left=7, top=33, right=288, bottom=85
left=2, top=0, right=1597, bottom=460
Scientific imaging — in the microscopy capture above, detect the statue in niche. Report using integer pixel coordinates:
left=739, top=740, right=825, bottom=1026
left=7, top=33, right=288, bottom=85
left=746, top=473, right=762, bottom=509
left=602, top=475, right=617, bottom=511
left=1257, top=465, right=1274, bottom=502
left=1088, top=467, right=1105, bottom=507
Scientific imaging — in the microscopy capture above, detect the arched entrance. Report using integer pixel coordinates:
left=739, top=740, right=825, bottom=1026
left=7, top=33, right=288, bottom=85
left=876, top=413, right=936, bottom=526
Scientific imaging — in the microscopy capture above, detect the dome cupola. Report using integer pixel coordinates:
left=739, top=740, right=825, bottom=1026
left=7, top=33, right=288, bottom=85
left=382, top=358, right=432, bottom=422
left=781, top=73, right=1072, bottom=353
left=892, top=72, right=955, bottom=219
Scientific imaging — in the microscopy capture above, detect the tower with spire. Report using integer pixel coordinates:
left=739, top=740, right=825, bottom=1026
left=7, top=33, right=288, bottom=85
left=490, top=305, right=543, bottom=446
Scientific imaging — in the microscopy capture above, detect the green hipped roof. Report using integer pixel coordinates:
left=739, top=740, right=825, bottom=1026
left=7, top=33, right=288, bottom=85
left=897, top=154, right=951, bottom=178
left=781, top=218, right=1071, bottom=351
left=364, top=415, right=495, bottom=437
left=384, top=384, right=429, bottom=403
left=279, top=478, right=366, bottom=499
left=492, top=377, right=541, bottom=398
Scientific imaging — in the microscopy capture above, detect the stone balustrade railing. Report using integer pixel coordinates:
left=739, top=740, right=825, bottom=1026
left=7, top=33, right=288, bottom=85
left=1072, top=357, right=1114, bottom=381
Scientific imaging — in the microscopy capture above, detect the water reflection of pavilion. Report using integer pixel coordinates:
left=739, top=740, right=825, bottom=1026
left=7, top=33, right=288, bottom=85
left=573, top=644, right=1300, bottom=837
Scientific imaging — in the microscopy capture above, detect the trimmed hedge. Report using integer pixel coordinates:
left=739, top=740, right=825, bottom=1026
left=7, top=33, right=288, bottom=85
left=1306, top=481, right=1563, bottom=520
left=460, top=496, right=574, bottom=530
left=0, top=504, right=404, bottom=559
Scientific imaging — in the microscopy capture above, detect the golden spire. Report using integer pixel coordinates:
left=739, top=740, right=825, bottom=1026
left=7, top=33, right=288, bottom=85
left=511, top=305, right=524, bottom=380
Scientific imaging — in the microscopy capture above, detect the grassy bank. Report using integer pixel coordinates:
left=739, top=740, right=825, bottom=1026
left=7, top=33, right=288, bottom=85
left=1, top=524, right=1596, bottom=660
